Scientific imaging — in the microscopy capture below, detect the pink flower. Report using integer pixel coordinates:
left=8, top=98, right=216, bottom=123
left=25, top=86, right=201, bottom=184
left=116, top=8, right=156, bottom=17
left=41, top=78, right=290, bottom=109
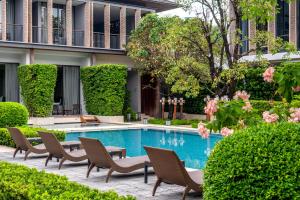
left=198, top=123, right=209, bottom=139
left=233, top=91, right=250, bottom=101
left=204, top=99, right=218, bottom=117
left=263, top=67, right=275, bottom=83
left=220, top=127, right=234, bottom=137
left=242, top=101, right=253, bottom=112
left=292, top=86, right=300, bottom=92
left=262, top=111, right=279, bottom=123
left=288, top=108, right=300, bottom=122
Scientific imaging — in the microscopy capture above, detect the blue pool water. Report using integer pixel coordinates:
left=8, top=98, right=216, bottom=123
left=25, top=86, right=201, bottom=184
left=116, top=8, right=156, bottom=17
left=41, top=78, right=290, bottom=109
left=66, top=129, right=223, bottom=169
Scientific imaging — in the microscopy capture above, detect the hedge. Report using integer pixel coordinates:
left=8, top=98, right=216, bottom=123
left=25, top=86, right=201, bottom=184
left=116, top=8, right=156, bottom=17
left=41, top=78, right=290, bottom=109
left=18, top=64, right=57, bottom=117
left=0, top=162, right=135, bottom=200
left=81, top=64, right=127, bottom=116
left=204, top=122, right=300, bottom=199
left=0, top=127, right=65, bottom=147
left=0, top=102, right=29, bottom=127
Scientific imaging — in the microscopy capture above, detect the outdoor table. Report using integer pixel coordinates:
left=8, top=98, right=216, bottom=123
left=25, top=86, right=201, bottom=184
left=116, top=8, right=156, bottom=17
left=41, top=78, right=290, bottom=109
left=143, top=160, right=185, bottom=184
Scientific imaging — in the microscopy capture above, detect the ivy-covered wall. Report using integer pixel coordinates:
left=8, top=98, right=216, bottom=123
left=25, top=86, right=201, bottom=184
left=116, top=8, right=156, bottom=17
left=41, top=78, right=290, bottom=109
left=81, top=64, right=127, bottom=116
left=18, top=64, right=57, bottom=117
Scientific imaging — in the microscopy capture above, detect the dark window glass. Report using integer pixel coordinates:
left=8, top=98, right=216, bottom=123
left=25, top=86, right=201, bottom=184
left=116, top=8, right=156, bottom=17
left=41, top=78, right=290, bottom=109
left=240, top=20, right=249, bottom=54
left=256, top=20, right=268, bottom=53
left=276, top=0, right=289, bottom=42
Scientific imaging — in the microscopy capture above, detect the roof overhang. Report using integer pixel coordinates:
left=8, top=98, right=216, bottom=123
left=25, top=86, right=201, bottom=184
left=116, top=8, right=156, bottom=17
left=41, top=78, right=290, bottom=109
left=240, top=52, right=300, bottom=63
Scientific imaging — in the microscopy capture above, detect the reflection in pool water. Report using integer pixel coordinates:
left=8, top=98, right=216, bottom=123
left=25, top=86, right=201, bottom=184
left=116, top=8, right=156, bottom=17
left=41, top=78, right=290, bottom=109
left=66, top=129, right=223, bottom=169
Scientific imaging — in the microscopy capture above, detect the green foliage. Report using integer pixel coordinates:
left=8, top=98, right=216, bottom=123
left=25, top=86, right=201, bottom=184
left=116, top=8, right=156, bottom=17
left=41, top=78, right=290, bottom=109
left=275, top=62, right=300, bottom=103
left=0, top=127, right=65, bottom=147
left=0, top=102, right=29, bottom=127
left=81, top=65, right=127, bottom=116
left=18, top=64, right=57, bottom=117
left=249, top=100, right=286, bottom=114
left=0, top=161, right=135, bottom=200
left=204, top=122, right=300, bottom=200
left=148, top=118, right=199, bottom=126
left=236, top=65, right=279, bottom=100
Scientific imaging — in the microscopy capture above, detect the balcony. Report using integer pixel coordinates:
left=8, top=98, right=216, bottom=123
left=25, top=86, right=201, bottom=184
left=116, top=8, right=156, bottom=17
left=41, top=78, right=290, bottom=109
left=72, top=30, right=84, bottom=46
left=53, top=28, right=66, bottom=45
left=32, top=26, right=48, bottom=44
left=93, top=32, right=104, bottom=48
left=6, top=24, right=23, bottom=42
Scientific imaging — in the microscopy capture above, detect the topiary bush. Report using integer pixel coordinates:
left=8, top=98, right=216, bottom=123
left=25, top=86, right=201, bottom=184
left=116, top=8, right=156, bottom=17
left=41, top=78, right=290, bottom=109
left=18, top=64, right=57, bottom=117
left=0, top=127, right=65, bottom=147
left=0, top=102, right=29, bottom=127
left=204, top=122, right=300, bottom=199
left=81, top=64, right=127, bottom=116
left=0, top=161, right=135, bottom=200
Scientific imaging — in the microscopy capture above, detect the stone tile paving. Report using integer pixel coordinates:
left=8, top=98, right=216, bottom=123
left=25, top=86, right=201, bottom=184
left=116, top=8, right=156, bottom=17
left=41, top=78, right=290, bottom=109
left=0, top=146, right=202, bottom=200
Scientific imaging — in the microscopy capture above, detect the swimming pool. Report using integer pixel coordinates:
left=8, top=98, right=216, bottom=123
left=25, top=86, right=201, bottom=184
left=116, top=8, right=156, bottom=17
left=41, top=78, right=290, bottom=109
left=66, top=129, right=223, bottom=169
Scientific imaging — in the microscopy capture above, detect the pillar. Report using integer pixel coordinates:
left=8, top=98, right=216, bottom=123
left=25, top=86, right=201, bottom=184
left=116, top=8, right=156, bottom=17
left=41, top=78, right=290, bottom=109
left=1, top=0, right=6, bottom=41
left=47, top=0, right=53, bottom=44
left=120, top=6, right=126, bottom=49
left=289, top=1, right=297, bottom=46
left=248, top=20, right=256, bottom=55
left=268, top=10, right=276, bottom=53
left=23, top=0, right=29, bottom=43
left=104, top=4, right=110, bottom=48
left=66, top=0, right=72, bottom=46
left=84, top=1, right=91, bottom=47
left=134, top=8, right=141, bottom=28
left=28, top=0, right=32, bottom=43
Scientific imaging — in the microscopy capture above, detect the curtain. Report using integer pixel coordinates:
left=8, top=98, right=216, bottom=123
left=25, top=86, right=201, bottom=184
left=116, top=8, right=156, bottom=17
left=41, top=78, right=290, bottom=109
left=63, top=66, right=80, bottom=111
left=5, top=63, right=19, bottom=102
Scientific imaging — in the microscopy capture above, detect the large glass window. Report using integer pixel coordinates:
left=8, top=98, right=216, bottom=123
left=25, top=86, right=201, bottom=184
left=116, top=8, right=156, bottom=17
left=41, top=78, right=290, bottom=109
left=276, top=0, right=289, bottom=42
left=240, top=20, right=249, bottom=54
left=53, top=4, right=66, bottom=45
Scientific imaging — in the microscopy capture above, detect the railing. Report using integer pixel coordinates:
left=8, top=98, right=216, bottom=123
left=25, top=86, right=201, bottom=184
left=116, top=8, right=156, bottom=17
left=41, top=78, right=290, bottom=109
left=6, top=24, right=23, bottom=42
left=32, top=26, right=48, bottom=44
left=53, top=28, right=66, bottom=45
left=110, top=34, right=120, bottom=49
left=72, top=30, right=84, bottom=46
left=93, top=32, right=104, bottom=48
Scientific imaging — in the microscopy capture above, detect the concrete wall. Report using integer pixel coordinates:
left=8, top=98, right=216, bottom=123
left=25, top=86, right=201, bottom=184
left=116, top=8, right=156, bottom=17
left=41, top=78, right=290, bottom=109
left=95, top=54, right=134, bottom=68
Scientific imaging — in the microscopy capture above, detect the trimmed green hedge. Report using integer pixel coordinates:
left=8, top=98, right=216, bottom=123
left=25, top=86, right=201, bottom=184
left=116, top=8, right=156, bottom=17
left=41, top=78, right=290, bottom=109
left=0, top=161, right=135, bottom=200
left=249, top=100, right=287, bottom=114
left=204, top=122, right=300, bottom=199
left=0, top=127, right=65, bottom=147
left=0, top=102, right=29, bottom=127
left=18, top=64, right=57, bottom=117
left=81, top=64, right=127, bottom=116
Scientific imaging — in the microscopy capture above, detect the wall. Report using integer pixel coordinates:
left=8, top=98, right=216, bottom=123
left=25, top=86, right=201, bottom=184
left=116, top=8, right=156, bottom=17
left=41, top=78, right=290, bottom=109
left=127, top=70, right=141, bottom=112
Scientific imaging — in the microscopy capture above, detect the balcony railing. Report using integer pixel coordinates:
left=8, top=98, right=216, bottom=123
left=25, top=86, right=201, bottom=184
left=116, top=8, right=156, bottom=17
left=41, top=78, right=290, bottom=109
left=72, top=30, right=84, bottom=46
left=53, top=28, right=66, bottom=45
left=110, top=34, right=120, bottom=49
left=6, top=24, right=23, bottom=42
left=32, top=26, right=48, bottom=44
left=93, top=32, right=104, bottom=48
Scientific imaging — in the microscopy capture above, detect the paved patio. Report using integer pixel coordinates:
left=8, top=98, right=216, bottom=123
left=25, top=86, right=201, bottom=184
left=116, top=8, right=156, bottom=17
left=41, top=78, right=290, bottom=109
left=0, top=146, right=202, bottom=200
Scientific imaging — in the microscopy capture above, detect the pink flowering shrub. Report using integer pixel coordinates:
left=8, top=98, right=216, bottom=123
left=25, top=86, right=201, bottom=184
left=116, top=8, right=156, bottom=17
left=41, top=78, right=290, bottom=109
left=204, top=99, right=218, bottom=117
left=220, top=127, right=234, bottom=137
left=262, top=111, right=279, bottom=123
left=233, top=91, right=250, bottom=101
left=198, top=123, right=209, bottom=138
left=263, top=67, right=275, bottom=83
left=289, top=108, right=300, bottom=122
left=242, top=101, right=253, bottom=112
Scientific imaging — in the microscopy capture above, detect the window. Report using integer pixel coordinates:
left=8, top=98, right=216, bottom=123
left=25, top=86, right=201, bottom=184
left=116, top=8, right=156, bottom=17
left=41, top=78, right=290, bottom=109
left=256, top=21, right=268, bottom=53
left=240, top=20, right=249, bottom=54
left=276, top=0, right=289, bottom=42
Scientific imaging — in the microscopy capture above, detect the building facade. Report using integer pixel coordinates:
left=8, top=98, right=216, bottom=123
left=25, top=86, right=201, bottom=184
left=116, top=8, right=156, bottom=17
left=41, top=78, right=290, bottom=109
left=0, top=0, right=176, bottom=115
left=234, top=0, right=300, bottom=62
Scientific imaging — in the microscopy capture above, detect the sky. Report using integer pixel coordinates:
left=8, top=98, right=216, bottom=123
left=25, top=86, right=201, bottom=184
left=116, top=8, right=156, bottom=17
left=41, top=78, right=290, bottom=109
left=158, top=8, right=196, bottom=18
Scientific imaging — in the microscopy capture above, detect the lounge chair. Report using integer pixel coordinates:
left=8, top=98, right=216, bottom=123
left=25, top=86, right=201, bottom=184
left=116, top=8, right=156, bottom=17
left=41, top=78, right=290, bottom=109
left=80, top=115, right=101, bottom=124
left=144, top=146, right=203, bottom=200
left=8, top=127, right=47, bottom=160
left=80, top=137, right=150, bottom=182
left=39, top=131, right=88, bottom=169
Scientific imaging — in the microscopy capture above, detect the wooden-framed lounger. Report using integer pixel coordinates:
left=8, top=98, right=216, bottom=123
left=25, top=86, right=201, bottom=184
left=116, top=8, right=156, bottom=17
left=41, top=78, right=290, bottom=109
left=8, top=127, right=47, bottom=160
left=80, top=115, right=101, bottom=124
left=144, top=146, right=203, bottom=200
left=38, top=131, right=88, bottom=169
left=80, top=137, right=150, bottom=182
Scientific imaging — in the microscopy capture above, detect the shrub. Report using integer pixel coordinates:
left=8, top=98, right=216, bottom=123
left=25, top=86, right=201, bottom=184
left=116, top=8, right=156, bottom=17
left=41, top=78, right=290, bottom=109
left=0, top=127, right=65, bottom=147
left=0, top=161, right=135, bottom=200
left=0, top=102, right=29, bottom=127
left=18, top=64, right=57, bottom=117
left=81, top=65, right=127, bottom=116
left=204, top=122, right=300, bottom=199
